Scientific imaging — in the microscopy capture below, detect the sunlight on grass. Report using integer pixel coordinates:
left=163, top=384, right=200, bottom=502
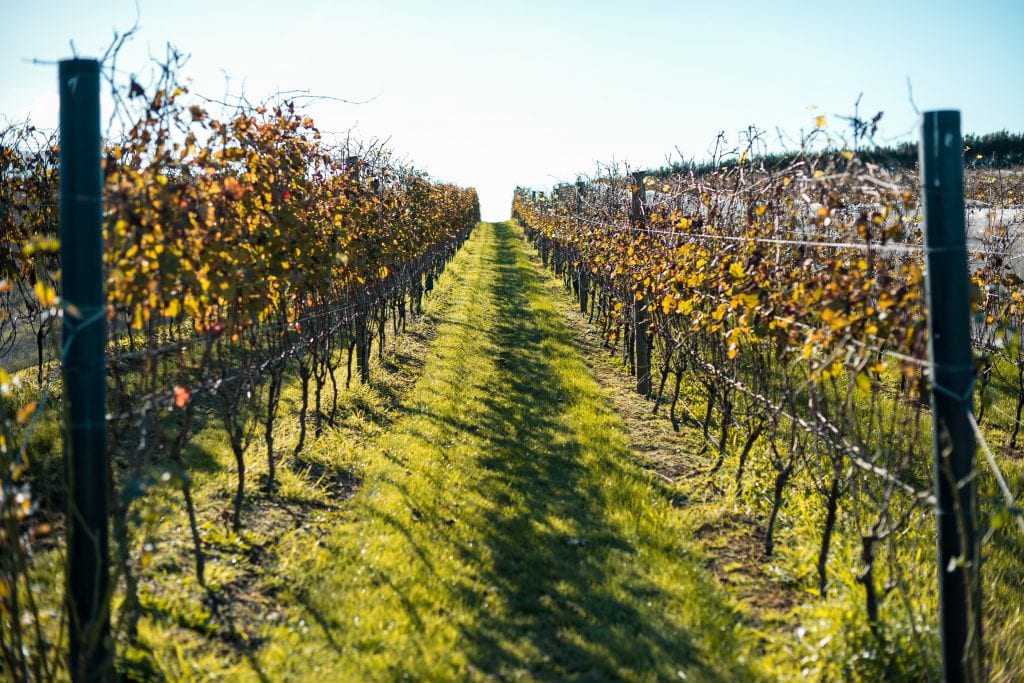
left=248, top=223, right=758, bottom=681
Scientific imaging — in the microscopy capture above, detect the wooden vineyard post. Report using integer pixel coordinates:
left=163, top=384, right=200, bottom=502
left=411, top=252, right=423, bottom=316
left=576, top=181, right=589, bottom=314
left=920, top=109, right=982, bottom=683
left=59, top=58, right=112, bottom=682
left=356, top=289, right=370, bottom=384
left=630, top=171, right=646, bottom=229
left=630, top=171, right=651, bottom=396
left=346, top=155, right=371, bottom=384
left=633, top=300, right=651, bottom=396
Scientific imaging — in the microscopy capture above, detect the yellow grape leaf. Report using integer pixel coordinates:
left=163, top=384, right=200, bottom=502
left=815, top=115, right=827, bottom=128
left=34, top=282, right=58, bottom=309
left=729, top=262, right=745, bottom=280
left=16, top=401, right=38, bottom=425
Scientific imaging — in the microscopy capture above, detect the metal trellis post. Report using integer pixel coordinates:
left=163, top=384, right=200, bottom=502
left=59, top=57, right=111, bottom=683
left=920, top=109, right=983, bottom=683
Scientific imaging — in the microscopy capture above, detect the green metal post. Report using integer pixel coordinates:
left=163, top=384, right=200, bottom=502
left=920, top=109, right=982, bottom=683
left=59, top=58, right=111, bottom=682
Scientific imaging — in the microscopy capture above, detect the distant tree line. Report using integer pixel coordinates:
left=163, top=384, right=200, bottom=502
left=652, top=130, right=1024, bottom=177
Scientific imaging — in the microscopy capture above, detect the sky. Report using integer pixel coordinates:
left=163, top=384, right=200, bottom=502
left=2, top=0, right=1022, bottom=221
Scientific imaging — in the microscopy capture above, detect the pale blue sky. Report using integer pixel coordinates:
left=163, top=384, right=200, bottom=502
left=2, top=0, right=1022, bottom=220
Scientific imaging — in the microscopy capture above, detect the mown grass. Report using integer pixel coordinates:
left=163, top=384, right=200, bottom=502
left=234, top=222, right=758, bottom=681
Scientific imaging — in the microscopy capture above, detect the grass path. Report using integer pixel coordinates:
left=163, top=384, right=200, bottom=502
left=252, top=222, right=757, bottom=680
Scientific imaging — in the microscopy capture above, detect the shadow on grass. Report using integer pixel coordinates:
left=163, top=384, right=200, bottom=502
left=447, top=223, right=712, bottom=680
left=268, top=223, right=750, bottom=680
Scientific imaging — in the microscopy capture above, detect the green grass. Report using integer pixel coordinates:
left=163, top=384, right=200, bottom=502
left=79, top=221, right=756, bottom=680
left=222, top=222, right=754, bottom=680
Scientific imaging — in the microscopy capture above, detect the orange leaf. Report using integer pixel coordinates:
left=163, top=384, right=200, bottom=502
left=223, top=177, right=245, bottom=201
left=173, top=386, right=191, bottom=408
left=16, top=402, right=38, bottom=425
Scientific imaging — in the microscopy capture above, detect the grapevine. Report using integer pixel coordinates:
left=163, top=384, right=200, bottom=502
left=0, top=52, right=479, bottom=676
